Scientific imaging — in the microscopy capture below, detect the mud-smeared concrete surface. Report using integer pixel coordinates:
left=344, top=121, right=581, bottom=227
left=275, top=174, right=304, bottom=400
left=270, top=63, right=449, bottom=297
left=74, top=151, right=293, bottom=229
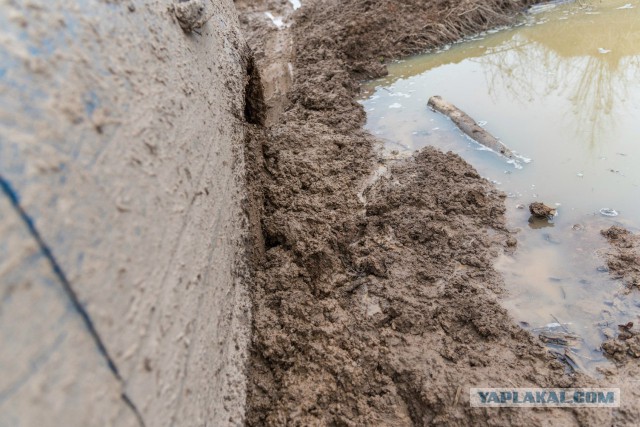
left=0, top=0, right=251, bottom=425
left=238, top=0, right=640, bottom=425
left=601, top=226, right=640, bottom=290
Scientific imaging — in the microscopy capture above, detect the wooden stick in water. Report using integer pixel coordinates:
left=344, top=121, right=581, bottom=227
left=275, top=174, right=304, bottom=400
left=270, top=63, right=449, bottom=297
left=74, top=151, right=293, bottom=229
left=427, top=95, right=515, bottom=160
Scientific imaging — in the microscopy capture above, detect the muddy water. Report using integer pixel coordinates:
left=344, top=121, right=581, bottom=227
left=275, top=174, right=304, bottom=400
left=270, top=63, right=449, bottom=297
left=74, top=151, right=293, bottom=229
left=361, top=0, right=640, bottom=373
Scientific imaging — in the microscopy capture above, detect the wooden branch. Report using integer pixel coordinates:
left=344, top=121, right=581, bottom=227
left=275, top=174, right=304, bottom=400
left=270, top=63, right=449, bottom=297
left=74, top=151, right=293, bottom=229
left=427, top=95, right=515, bottom=160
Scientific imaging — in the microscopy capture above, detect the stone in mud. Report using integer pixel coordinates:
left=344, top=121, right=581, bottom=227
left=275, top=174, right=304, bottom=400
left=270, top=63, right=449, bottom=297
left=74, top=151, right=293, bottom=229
left=529, top=202, right=557, bottom=219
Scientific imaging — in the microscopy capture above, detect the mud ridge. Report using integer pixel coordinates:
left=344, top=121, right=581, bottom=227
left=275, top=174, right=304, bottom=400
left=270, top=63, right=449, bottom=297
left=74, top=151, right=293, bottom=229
left=236, top=0, right=633, bottom=425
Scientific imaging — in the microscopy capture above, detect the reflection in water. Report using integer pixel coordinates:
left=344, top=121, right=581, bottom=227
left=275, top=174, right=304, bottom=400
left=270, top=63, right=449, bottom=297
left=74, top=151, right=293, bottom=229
left=363, top=2, right=640, bottom=149
left=528, top=216, right=555, bottom=229
left=360, top=0, right=640, bottom=374
left=477, top=7, right=640, bottom=147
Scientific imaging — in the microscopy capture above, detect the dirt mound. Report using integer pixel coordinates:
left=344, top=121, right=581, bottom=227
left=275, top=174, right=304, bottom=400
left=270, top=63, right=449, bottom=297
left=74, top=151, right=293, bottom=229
left=236, top=0, right=630, bottom=425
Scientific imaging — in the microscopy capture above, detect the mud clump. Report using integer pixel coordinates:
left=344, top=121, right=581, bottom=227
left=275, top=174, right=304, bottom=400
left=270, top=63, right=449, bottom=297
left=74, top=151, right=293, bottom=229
left=602, top=321, right=640, bottom=362
left=236, top=0, right=620, bottom=425
left=602, top=332, right=640, bottom=362
left=601, top=225, right=640, bottom=288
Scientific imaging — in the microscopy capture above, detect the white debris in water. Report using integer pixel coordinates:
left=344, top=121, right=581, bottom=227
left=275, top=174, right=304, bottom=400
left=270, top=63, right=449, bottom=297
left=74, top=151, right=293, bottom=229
left=617, top=3, right=634, bottom=9
left=513, top=153, right=532, bottom=164
left=529, top=4, right=557, bottom=14
left=388, top=103, right=402, bottom=109
left=598, top=47, right=612, bottom=54
left=478, top=120, right=488, bottom=126
left=469, top=138, right=530, bottom=169
left=577, top=172, right=584, bottom=177
left=264, top=12, right=285, bottom=29
left=390, top=92, right=411, bottom=98
left=289, top=0, right=302, bottom=9
left=506, top=158, right=524, bottom=170
left=600, top=208, right=619, bottom=217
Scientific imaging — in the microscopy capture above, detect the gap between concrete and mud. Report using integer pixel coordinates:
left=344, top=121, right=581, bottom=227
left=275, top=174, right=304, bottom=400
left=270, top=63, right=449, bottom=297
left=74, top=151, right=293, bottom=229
left=236, top=0, right=640, bottom=425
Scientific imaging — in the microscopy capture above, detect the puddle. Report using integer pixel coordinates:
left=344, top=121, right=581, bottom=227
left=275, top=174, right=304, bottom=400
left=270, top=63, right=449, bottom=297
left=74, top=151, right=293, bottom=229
left=360, top=0, right=640, bottom=373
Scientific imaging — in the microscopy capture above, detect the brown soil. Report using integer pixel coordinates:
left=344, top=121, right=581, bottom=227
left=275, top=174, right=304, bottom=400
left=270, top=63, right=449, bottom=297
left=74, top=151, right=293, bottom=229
left=597, top=226, right=640, bottom=425
left=236, top=0, right=638, bottom=425
left=600, top=226, right=640, bottom=361
left=601, top=226, right=640, bottom=289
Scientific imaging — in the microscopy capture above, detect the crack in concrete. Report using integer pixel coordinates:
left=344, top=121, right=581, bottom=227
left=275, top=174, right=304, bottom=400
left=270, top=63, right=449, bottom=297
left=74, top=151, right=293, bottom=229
left=0, top=174, right=146, bottom=427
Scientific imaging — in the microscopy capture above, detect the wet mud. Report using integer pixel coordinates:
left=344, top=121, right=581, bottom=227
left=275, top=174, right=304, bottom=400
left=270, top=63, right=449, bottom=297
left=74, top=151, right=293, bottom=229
left=236, top=0, right=640, bottom=424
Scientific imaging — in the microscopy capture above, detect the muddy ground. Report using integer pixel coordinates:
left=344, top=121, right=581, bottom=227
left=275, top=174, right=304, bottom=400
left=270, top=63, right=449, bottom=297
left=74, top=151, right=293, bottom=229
left=600, top=227, right=640, bottom=361
left=236, top=0, right=640, bottom=425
